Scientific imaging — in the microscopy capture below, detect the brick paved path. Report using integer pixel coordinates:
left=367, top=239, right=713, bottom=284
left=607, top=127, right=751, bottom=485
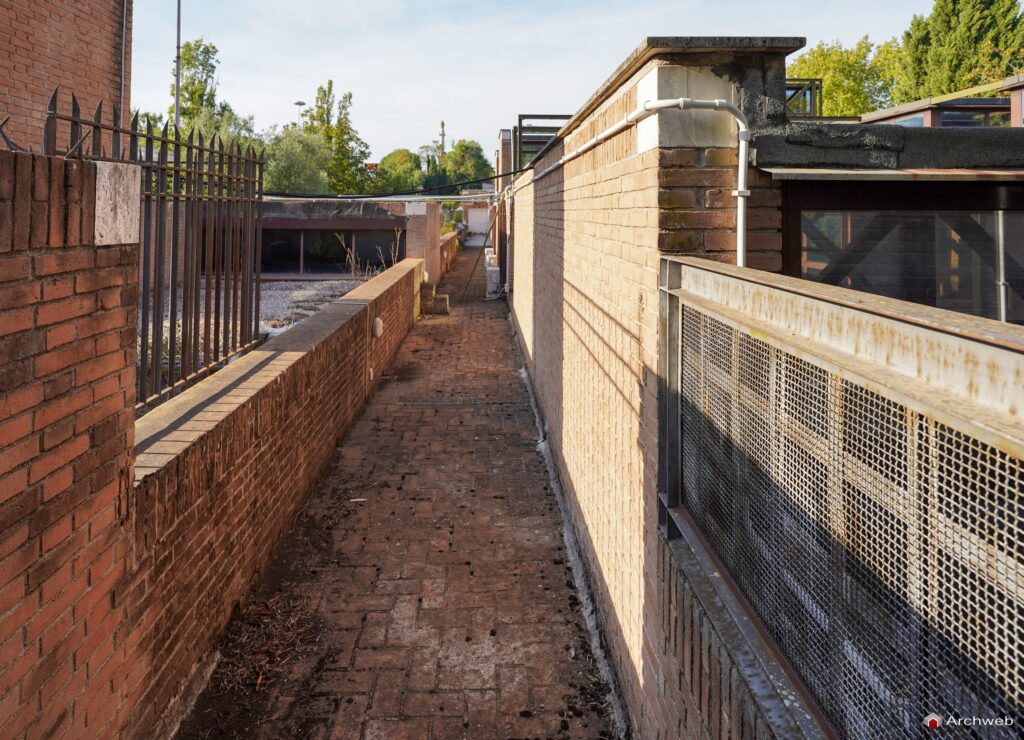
left=178, top=248, right=615, bottom=739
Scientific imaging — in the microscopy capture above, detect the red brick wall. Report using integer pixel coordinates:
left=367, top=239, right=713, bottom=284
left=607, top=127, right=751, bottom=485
left=0, top=148, right=423, bottom=736
left=439, top=231, right=458, bottom=278
left=0, top=151, right=136, bottom=738
left=124, top=259, right=422, bottom=738
left=0, top=1, right=133, bottom=152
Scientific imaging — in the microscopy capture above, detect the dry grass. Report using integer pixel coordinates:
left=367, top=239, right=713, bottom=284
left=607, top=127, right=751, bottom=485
left=212, top=595, right=318, bottom=695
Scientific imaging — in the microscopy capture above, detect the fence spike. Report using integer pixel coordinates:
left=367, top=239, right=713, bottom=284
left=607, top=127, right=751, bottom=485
left=112, top=104, right=122, bottom=160
left=129, top=111, right=139, bottom=161
left=160, top=123, right=169, bottom=164
left=70, top=93, right=81, bottom=156
left=92, top=102, right=103, bottom=158
left=43, top=88, right=58, bottom=155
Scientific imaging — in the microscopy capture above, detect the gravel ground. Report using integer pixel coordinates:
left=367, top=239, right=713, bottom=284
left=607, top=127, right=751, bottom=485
left=258, top=279, right=361, bottom=335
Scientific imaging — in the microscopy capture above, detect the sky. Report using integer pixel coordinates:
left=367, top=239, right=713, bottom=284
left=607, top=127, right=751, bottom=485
left=131, top=0, right=933, bottom=163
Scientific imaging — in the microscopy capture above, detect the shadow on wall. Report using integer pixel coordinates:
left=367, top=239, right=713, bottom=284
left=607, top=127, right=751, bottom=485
left=675, top=386, right=1023, bottom=737
left=522, top=142, right=651, bottom=732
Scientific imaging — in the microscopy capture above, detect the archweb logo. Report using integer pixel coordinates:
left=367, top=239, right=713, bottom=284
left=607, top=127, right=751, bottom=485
left=924, top=713, right=942, bottom=730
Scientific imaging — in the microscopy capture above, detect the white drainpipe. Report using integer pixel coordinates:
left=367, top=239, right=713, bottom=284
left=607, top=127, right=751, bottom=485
left=527, top=98, right=751, bottom=267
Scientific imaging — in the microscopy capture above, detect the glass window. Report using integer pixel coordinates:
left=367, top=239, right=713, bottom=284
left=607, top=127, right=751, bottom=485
left=989, top=111, right=1011, bottom=128
left=940, top=111, right=988, bottom=127
left=800, top=210, right=1024, bottom=323
left=892, top=114, right=925, bottom=127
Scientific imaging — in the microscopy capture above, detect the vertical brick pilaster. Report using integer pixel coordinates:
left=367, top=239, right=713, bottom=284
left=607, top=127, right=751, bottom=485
left=47, top=158, right=65, bottom=248
left=0, top=152, right=12, bottom=253
left=13, top=154, right=32, bottom=250
left=0, top=153, right=137, bottom=739
left=65, top=161, right=83, bottom=247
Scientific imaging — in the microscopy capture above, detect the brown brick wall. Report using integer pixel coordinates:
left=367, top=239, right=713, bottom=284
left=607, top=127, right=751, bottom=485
left=439, top=231, right=458, bottom=277
left=0, top=1, right=133, bottom=151
left=0, top=151, right=136, bottom=738
left=509, top=60, right=796, bottom=738
left=0, top=147, right=423, bottom=736
left=656, top=147, right=783, bottom=271
left=385, top=202, right=443, bottom=284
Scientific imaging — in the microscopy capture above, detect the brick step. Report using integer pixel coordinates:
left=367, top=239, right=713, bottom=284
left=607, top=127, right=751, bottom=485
left=420, top=282, right=436, bottom=301
left=422, top=293, right=450, bottom=315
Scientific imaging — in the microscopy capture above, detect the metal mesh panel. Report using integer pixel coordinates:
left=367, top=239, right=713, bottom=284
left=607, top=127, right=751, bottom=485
left=677, top=304, right=1023, bottom=738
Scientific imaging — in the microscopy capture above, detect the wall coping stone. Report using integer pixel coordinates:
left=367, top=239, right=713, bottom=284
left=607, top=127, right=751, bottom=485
left=537, top=36, right=805, bottom=164
left=133, top=258, right=422, bottom=481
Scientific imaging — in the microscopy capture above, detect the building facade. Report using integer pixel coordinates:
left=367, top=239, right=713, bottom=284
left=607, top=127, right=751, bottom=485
left=0, top=1, right=132, bottom=150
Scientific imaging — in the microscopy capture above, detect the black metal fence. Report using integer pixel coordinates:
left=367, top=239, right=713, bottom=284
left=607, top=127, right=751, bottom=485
left=44, top=89, right=264, bottom=411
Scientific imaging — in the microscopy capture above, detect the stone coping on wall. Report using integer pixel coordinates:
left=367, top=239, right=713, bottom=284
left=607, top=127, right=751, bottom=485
left=662, top=254, right=1024, bottom=353
left=133, top=258, right=423, bottom=481
left=530, top=36, right=806, bottom=166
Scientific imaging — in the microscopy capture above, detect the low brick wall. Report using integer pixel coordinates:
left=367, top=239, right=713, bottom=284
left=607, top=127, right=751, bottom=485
left=125, top=258, right=422, bottom=737
left=0, top=150, right=423, bottom=737
left=438, top=231, right=459, bottom=279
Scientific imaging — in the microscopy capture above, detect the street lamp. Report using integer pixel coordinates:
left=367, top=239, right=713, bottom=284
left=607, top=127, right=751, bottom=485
left=174, top=0, right=182, bottom=130
left=294, top=100, right=306, bottom=127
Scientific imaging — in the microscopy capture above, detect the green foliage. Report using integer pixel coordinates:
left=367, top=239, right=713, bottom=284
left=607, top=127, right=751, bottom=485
left=263, top=126, right=330, bottom=195
left=135, top=110, right=166, bottom=131
left=300, top=82, right=373, bottom=194
left=162, top=40, right=496, bottom=196
left=375, top=148, right=425, bottom=193
left=896, top=0, right=1024, bottom=101
left=443, top=139, right=494, bottom=184
left=162, top=37, right=256, bottom=149
left=187, top=102, right=257, bottom=148
left=171, top=38, right=219, bottom=122
left=788, top=0, right=1024, bottom=113
left=787, top=37, right=894, bottom=116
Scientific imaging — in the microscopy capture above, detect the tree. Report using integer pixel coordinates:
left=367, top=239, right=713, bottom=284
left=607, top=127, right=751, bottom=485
left=263, top=126, right=330, bottom=195
left=187, top=102, right=256, bottom=148
left=896, top=0, right=1024, bottom=101
left=443, top=139, right=494, bottom=184
left=327, top=91, right=372, bottom=193
left=171, top=38, right=219, bottom=122
left=300, top=82, right=372, bottom=194
left=787, top=1, right=1024, bottom=113
left=134, top=110, right=166, bottom=131
left=375, top=148, right=425, bottom=193
left=418, top=141, right=447, bottom=190
left=787, top=37, right=894, bottom=116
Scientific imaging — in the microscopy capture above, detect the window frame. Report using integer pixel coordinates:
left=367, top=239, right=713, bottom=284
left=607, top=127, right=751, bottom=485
left=781, top=180, right=1024, bottom=279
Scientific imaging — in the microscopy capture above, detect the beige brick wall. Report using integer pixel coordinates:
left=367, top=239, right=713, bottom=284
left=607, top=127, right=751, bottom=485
left=390, top=202, right=442, bottom=283
left=509, top=56, right=788, bottom=737
left=511, top=78, right=668, bottom=734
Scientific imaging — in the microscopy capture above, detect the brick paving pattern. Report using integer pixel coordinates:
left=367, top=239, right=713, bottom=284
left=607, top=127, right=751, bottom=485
left=177, top=247, right=615, bottom=739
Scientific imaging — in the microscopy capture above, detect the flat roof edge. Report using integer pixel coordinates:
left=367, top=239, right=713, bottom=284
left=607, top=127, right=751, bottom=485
left=763, top=167, right=1024, bottom=181
left=525, top=36, right=805, bottom=170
